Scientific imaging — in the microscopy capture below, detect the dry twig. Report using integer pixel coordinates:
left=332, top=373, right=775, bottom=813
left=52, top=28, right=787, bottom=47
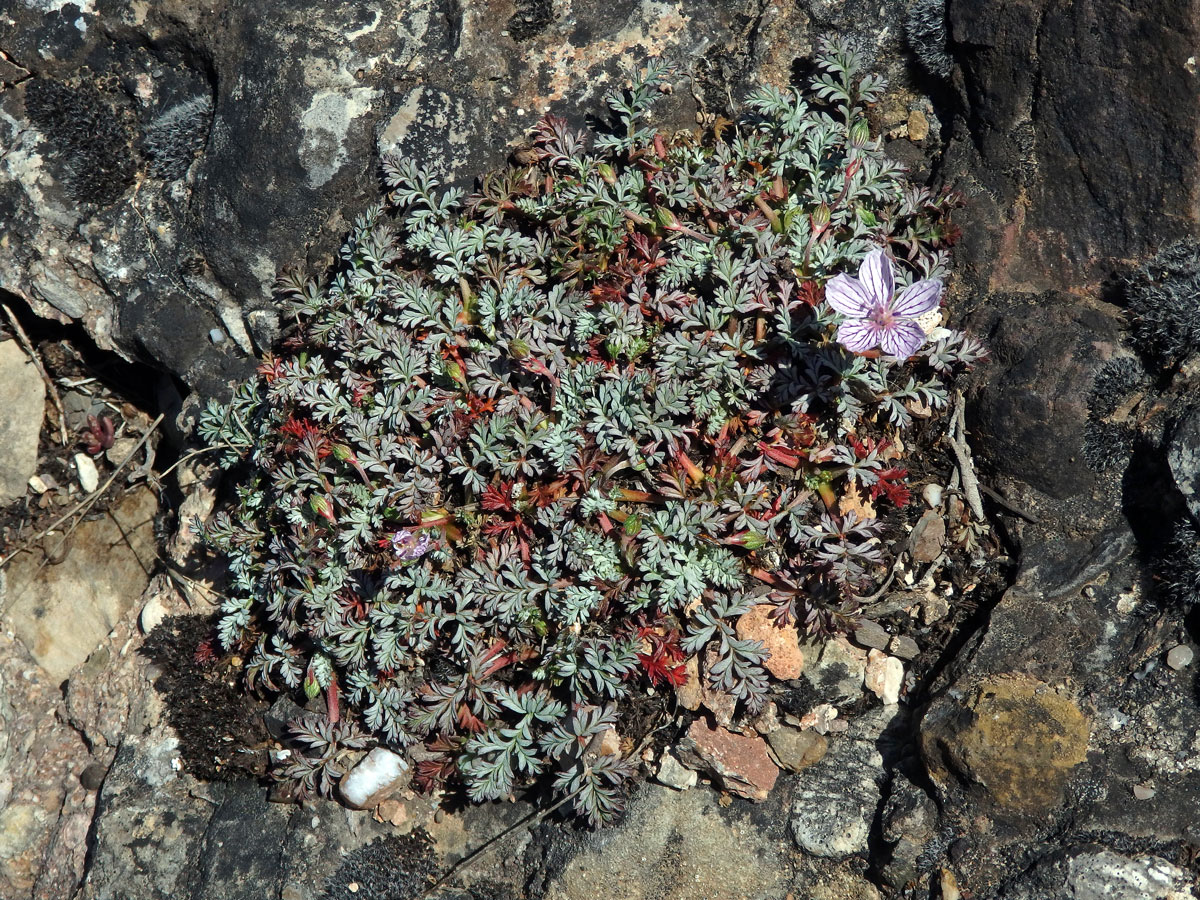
left=946, top=391, right=985, bottom=523
left=2, top=302, right=70, bottom=445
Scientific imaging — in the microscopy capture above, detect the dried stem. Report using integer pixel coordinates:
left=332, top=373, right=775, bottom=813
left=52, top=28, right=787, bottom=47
left=2, top=302, right=69, bottom=445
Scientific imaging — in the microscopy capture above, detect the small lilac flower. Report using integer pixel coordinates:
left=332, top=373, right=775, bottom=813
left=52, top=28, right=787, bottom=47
left=389, top=528, right=433, bottom=561
left=825, top=249, right=943, bottom=358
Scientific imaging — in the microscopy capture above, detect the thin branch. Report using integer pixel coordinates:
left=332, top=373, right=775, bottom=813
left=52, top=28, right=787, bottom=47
left=945, top=391, right=985, bottom=523
left=2, top=302, right=69, bottom=445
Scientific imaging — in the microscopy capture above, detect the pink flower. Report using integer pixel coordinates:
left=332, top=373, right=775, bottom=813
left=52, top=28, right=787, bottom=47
left=387, top=528, right=434, bottom=561
left=825, top=249, right=942, bottom=358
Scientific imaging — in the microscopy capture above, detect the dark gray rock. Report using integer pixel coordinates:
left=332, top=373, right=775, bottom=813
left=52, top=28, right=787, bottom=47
left=965, top=291, right=1125, bottom=503
left=879, top=775, right=940, bottom=888
left=995, top=846, right=1198, bottom=900
left=945, top=0, right=1200, bottom=293
left=789, top=707, right=906, bottom=860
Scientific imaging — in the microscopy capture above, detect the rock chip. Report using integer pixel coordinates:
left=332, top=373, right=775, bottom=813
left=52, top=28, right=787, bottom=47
left=910, top=510, right=946, bottom=563
left=888, top=635, right=920, bottom=660
left=852, top=619, right=891, bottom=650
left=802, top=636, right=867, bottom=704
left=920, top=592, right=951, bottom=624
left=74, top=453, right=100, bottom=493
left=922, top=483, right=944, bottom=509
left=920, top=674, right=1090, bottom=822
left=339, top=748, right=410, bottom=810
left=864, top=650, right=904, bottom=705
left=678, top=718, right=778, bottom=801
left=907, top=108, right=929, bottom=141
left=766, top=726, right=828, bottom=772
left=654, top=752, right=697, bottom=791
left=1166, top=644, right=1194, bottom=670
left=735, top=604, right=804, bottom=680
left=0, top=340, right=45, bottom=504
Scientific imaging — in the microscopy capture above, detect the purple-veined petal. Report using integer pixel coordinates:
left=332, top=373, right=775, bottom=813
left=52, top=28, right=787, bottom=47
left=890, top=278, right=942, bottom=318
left=878, top=320, right=926, bottom=359
left=837, top=319, right=883, bottom=353
left=824, top=274, right=875, bottom=317
left=857, top=249, right=894, bottom=307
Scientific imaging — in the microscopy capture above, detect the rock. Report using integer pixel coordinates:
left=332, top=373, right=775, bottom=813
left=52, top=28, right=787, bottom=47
left=539, top=783, right=791, bottom=900
left=3, top=485, right=158, bottom=681
left=674, top=655, right=702, bottom=711
left=1132, top=783, right=1156, bottom=801
left=797, top=703, right=843, bottom=736
left=766, top=727, right=827, bottom=772
left=79, top=763, right=108, bottom=791
left=906, top=108, right=929, bottom=142
left=698, top=656, right=738, bottom=728
left=852, top=619, right=890, bottom=651
left=339, top=748, right=410, bottom=810
left=802, top=636, right=867, bottom=705
left=864, top=650, right=903, bottom=705
left=888, top=635, right=920, bottom=660
left=138, top=579, right=172, bottom=635
left=963, top=293, right=1124, bottom=501
left=879, top=776, right=938, bottom=888
left=1169, top=405, right=1200, bottom=522
left=920, top=674, right=1091, bottom=822
left=789, top=708, right=898, bottom=859
left=920, top=592, right=951, bottom=625
left=82, top=732, right=397, bottom=900
left=946, top=0, right=1200, bottom=293
left=735, top=604, right=804, bottom=680
left=1166, top=644, right=1194, bottom=670
left=677, top=718, right=778, bottom=802
left=922, top=483, right=944, bottom=508
left=910, top=510, right=945, bottom=563
left=0, top=340, right=45, bottom=503
left=105, top=435, right=140, bottom=467
left=74, top=452, right=100, bottom=493
left=654, top=752, right=697, bottom=791
left=998, top=847, right=1198, bottom=900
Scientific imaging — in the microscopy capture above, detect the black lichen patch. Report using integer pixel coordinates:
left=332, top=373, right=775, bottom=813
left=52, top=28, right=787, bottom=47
left=140, top=614, right=272, bottom=783
left=143, top=95, right=214, bottom=180
left=1126, top=239, right=1200, bottom=371
left=508, top=0, right=555, bottom=42
left=905, top=0, right=951, bottom=80
left=322, top=831, right=440, bottom=900
left=24, top=76, right=137, bottom=205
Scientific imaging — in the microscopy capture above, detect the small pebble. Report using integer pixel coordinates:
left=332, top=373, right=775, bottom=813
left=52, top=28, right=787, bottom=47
left=907, top=109, right=930, bottom=142
left=852, top=619, right=890, bottom=650
left=140, top=593, right=169, bottom=635
left=74, top=453, right=100, bottom=493
left=1167, top=644, right=1194, bottom=670
left=208, top=328, right=225, bottom=344
left=1133, top=783, right=1156, bottom=800
left=79, top=762, right=107, bottom=791
left=922, top=483, right=944, bottom=509
left=655, top=751, right=698, bottom=790
left=888, top=634, right=921, bottom=660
